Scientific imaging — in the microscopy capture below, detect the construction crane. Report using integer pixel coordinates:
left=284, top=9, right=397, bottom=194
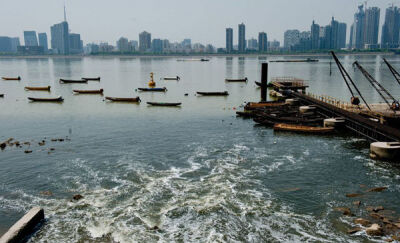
left=330, top=51, right=371, bottom=110
left=382, top=58, right=400, bottom=86
left=353, top=61, right=400, bottom=111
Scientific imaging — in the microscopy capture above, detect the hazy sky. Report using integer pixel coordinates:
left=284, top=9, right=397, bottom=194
left=0, top=0, right=397, bottom=46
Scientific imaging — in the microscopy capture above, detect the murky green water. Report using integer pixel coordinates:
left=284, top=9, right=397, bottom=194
left=1, top=55, right=400, bottom=242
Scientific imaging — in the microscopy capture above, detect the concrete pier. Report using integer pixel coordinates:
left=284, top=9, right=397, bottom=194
left=0, top=207, right=44, bottom=243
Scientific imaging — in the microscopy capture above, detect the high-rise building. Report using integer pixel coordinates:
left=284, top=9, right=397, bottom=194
left=24, top=31, right=38, bottom=46
left=247, top=38, right=258, bottom=51
left=128, top=40, right=138, bottom=52
left=329, top=17, right=339, bottom=49
left=364, top=7, right=380, bottom=47
left=350, top=5, right=366, bottom=49
left=284, top=29, right=300, bottom=50
left=117, top=37, right=129, bottom=52
left=181, top=39, right=191, bottom=49
left=51, top=21, right=69, bottom=54
left=0, top=37, right=12, bottom=53
left=152, top=38, right=163, bottom=53
left=258, top=32, right=267, bottom=52
left=268, top=40, right=280, bottom=51
left=38, top=33, right=48, bottom=52
left=11, top=37, right=20, bottom=52
left=139, top=31, right=151, bottom=52
left=69, top=33, right=83, bottom=54
left=338, top=23, right=347, bottom=49
left=226, top=28, right=233, bottom=53
left=238, top=23, right=246, bottom=52
left=311, top=21, right=320, bottom=50
left=381, top=5, right=400, bottom=48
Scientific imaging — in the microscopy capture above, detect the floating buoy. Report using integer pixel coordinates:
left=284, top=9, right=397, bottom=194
left=370, top=142, right=400, bottom=161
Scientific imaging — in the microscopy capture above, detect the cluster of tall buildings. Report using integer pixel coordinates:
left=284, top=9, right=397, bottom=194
left=0, top=8, right=83, bottom=55
left=225, top=23, right=275, bottom=53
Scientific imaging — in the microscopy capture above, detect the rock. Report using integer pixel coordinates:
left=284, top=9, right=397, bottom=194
left=384, top=223, right=397, bottom=233
left=40, top=191, right=53, bottom=196
left=73, top=194, right=83, bottom=201
left=353, top=201, right=361, bottom=207
left=394, top=223, right=400, bottom=229
left=392, top=235, right=400, bottom=241
left=385, top=238, right=394, bottom=242
left=354, top=218, right=371, bottom=227
left=383, top=218, right=392, bottom=224
left=373, top=206, right=385, bottom=212
left=150, top=226, right=159, bottom=230
left=366, top=224, right=383, bottom=236
left=348, top=227, right=362, bottom=234
left=367, top=186, right=388, bottom=192
left=370, top=213, right=383, bottom=220
left=24, top=150, right=32, bottom=154
left=334, top=207, right=354, bottom=216
left=0, top=143, right=6, bottom=150
left=346, top=193, right=363, bottom=198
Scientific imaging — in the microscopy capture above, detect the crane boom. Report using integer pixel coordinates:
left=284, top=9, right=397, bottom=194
left=330, top=51, right=371, bottom=110
left=383, top=58, right=400, bottom=86
left=353, top=61, right=399, bottom=111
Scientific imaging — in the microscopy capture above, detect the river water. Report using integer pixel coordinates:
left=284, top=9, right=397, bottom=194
left=0, top=55, right=400, bottom=242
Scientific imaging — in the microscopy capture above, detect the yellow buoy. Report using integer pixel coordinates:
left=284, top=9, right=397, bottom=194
left=148, top=72, right=156, bottom=87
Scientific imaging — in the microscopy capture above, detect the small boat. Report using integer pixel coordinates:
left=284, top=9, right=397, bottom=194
left=28, top=96, right=64, bottom=102
left=73, top=89, right=104, bottom=94
left=59, top=78, right=87, bottom=83
left=0, top=94, right=4, bottom=98
left=25, top=86, right=51, bottom=91
left=225, top=77, right=248, bottom=82
left=138, top=87, right=167, bottom=92
left=245, top=101, right=286, bottom=110
left=163, top=76, right=180, bottom=81
left=254, top=81, right=273, bottom=87
left=105, top=96, right=141, bottom=102
left=82, top=77, right=101, bottom=81
left=2, top=76, right=20, bottom=81
left=196, top=91, right=229, bottom=96
left=273, top=123, right=334, bottom=133
left=200, top=58, right=209, bottom=62
left=147, top=102, right=181, bottom=106
left=270, top=58, right=319, bottom=63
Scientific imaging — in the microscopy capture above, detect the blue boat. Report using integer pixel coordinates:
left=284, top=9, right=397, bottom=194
left=138, top=87, right=167, bottom=92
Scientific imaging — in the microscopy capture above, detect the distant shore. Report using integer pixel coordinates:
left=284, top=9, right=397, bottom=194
left=0, top=51, right=395, bottom=59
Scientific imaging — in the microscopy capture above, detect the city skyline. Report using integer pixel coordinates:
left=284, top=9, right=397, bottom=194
left=0, top=0, right=398, bottom=47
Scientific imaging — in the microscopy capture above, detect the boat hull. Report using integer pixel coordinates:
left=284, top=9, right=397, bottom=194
left=138, top=88, right=167, bottom=92
left=82, top=77, right=100, bottom=81
left=273, top=123, right=334, bottom=133
left=196, top=91, right=229, bottom=96
left=147, top=102, right=181, bottom=106
left=73, top=89, right=103, bottom=94
left=225, top=78, right=248, bottom=82
left=105, top=96, right=140, bottom=102
left=25, top=86, right=51, bottom=91
left=60, top=79, right=87, bottom=83
left=28, top=96, right=64, bottom=102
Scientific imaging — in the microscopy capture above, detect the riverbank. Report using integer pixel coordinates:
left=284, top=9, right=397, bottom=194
left=0, top=51, right=395, bottom=59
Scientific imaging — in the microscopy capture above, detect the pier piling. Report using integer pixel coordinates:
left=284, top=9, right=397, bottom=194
left=261, top=63, right=268, bottom=102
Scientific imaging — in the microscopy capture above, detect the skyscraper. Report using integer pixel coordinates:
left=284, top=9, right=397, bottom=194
left=284, top=29, right=300, bottom=50
left=338, top=23, right=347, bottom=49
left=10, top=37, right=20, bottom=52
left=381, top=5, right=400, bottom=48
left=311, top=21, right=320, bottom=50
left=226, top=28, right=233, bottom=53
left=258, top=32, right=267, bottom=52
left=351, top=5, right=366, bottom=49
left=0, top=37, right=12, bottom=53
left=38, top=33, right=48, bottom=52
left=247, top=38, right=258, bottom=50
left=117, top=37, right=129, bottom=52
left=152, top=39, right=163, bottom=53
left=139, top=31, right=151, bottom=52
left=330, top=17, right=339, bottom=49
left=69, top=33, right=83, bottom=54
left=24, top=31, right=38, bottom=46
left=364, top=7, right=380, bottom=47
left=238, top=23, right=246, bottom=52
left=51, top=21, right=69, bottom=54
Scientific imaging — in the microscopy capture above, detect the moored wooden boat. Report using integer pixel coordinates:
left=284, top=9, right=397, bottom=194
left=59, top=78, right=87, bottom=83
left=245, top=101, right=286, bottom=110
left=147, top=102, right=181, bottom=106
left=25, top=86, right=51, bottom=91
left=105, top=96, right=141, bottom=102
left=73, top=89, right=103, bottom=94
left=2, top=76, right=20, bottom=81
left=273, top=123, right=334, bottom=133
left=225, top=77, right=248, bottom=82
left=196, top=91, right=229, bottom=96
left=28, top=96, right=64, bottom=102
left=163, top=76, right=180, bottom=81
left=138, top=87, right=167, bottom=92
left=82, top=77, right=101, bottom=81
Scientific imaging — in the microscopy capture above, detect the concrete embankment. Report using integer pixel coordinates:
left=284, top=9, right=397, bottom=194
left=0, top=207, right=44, bottom=243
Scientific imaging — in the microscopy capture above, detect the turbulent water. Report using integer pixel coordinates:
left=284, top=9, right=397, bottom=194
left=1, top=55, right=400, bottom=242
